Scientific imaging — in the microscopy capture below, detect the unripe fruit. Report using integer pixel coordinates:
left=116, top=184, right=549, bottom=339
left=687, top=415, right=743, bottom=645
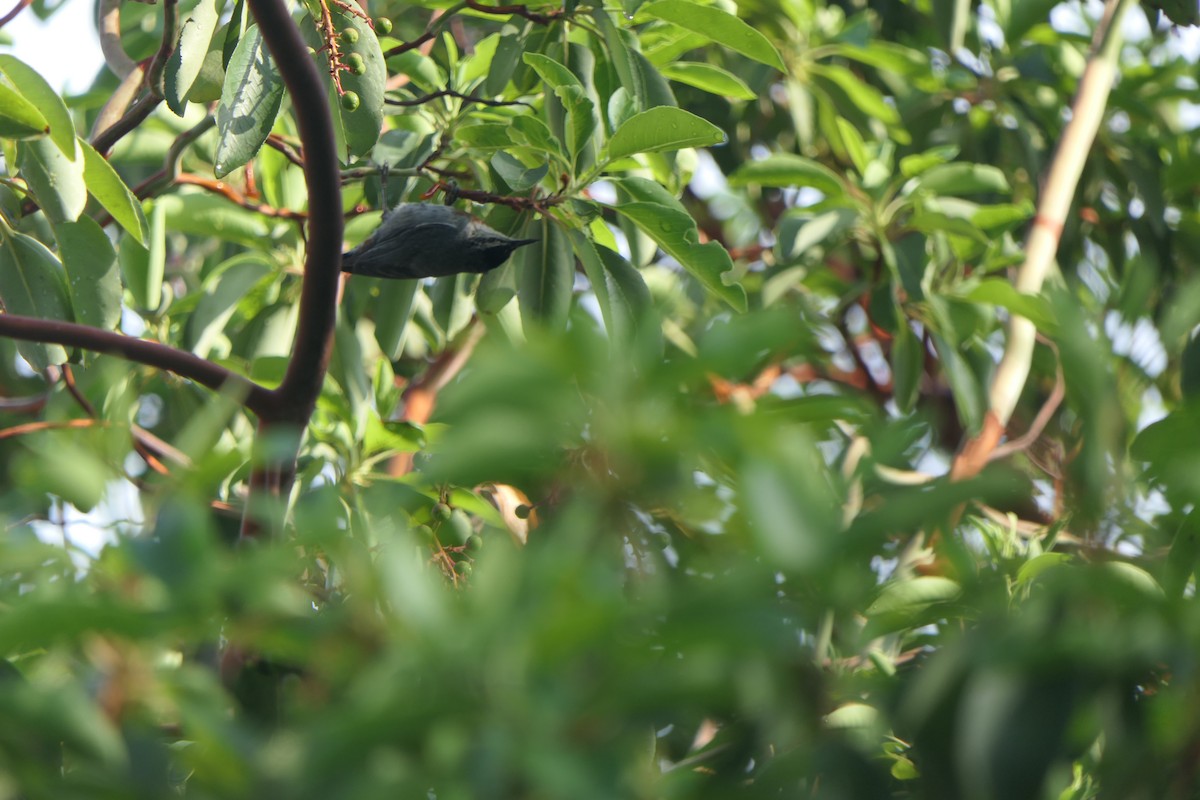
left=466, top=534, right=483, bottom=552
left=445, top=510, right=472, bottom=546
left=374, top=17, right=393, bottom=34
left=340, top=27, right=360, bottom=44
left=345, top=53, right=366, bottom=76
left=455, top=560, right=473, bottom=577
left=431, top=502, right=452, bottom=522
left=341, top=91, right=360, bottom=111
left=413, top=524, right=435, bottom=543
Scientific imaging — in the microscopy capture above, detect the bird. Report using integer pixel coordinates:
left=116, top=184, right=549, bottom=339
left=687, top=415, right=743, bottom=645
left=341, top=203, right=537, bottom=280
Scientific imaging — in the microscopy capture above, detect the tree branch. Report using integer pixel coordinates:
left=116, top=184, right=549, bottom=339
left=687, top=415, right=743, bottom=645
left=0, top=315, right=273, bottom=416
left=250, top=0, right=344, bottom=427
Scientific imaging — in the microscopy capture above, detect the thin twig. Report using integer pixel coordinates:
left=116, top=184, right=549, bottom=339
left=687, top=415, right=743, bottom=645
left=464, top=0, right=562, bottom=24
left=386, top=89, right=532, bottom=108
left=174, top=174, right=308, bottom=220
left=0, top=0, right=32, bottom=28
left=989, top=351, right=1065, bottom=462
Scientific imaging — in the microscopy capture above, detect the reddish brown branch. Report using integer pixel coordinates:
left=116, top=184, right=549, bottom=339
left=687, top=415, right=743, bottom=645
left=175, top=174, right=308, bottom=220
left=0, top=418, right=106, bottom=441
left=388, top=319, right=486, bottom=476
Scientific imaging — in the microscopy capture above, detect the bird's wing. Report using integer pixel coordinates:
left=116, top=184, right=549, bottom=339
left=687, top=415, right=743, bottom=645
left=343, top=217, right=463, bottom=278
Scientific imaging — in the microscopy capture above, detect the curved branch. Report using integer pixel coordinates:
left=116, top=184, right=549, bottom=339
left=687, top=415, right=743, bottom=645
left=0, top=315, right=274, bottom=416
left=950, top=0, right=1133, bottom=482
left=249, top=0, right=344, bottom=425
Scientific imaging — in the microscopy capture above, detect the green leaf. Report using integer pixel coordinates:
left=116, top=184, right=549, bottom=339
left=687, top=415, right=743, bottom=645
left=1183, top=333, right=1200, bottom=399
left=215, top=24, right=284, bottom=178
left=165, top=0, right=225, bottom=115
left=143, top=198, right=167, bottom=312
left=476, top=260, right=519, bottom=314
left=639, top=0, right=786, bottom=71
left=17, top=136, right=86, bottom=224
left=189, top=256, right=274, bottom=358
left=569, top=229, right=655, bottom=350
left=517, top=215, right=574, bottom=331
left=485, top=23, right=526, bottom=96
left=657, top=61, right=756, bottom=100
left=330, top=1, right=387, bottom=159
left=932, top=332, right=984, bottom=434
left=372, top=279, right=420, bottom=360
left=613, top=201, right=746, bottom=312
left=523, top=52, right=598, bottom=164
left=491, top=152, right=549, bottom=191
left=914, top=162, right=1011, bottom=195
left=891, top=320, right=922, bottom=413
left=0, top=81, right=49, bottom=139
left=728, top=153, right=846, bottom=198
left=594, top=10, right=647, bottom=111
left=0, top=221, right=72, bottom=369
left=809, top=63, right=901, bottom=126
left=0, top=55, right=74, bottom=155
left=151, top=192, right=273, bottom=245
left=54, top=217, right=122, bottom=331
left=959, top=279, right=1057, bottom=332
left=867, top=576, right=961, bottom=616
left=79, top=139, right=149, bottom=246
left=606, top=107, right=726, bottom=161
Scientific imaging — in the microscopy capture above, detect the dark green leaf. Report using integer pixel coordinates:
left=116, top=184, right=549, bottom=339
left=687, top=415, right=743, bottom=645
left=165, top=0, right=225, bottom=115
left=0, top=221, right=72, bottom=369
left=491, top=152, right=549, bottom=191
left=215, top=24, right=284, bottom=177
left=517, top=215, right=574, bottom=331
left=914, top=163, right=1011, bottom=196
left=54, top=217, right=122, bottom=331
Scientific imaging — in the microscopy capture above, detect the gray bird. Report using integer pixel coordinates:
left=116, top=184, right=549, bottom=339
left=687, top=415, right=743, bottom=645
left=341, top=203, right=537, bottom=280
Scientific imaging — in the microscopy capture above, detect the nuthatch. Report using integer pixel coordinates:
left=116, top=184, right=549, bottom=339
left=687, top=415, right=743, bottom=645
left=341, top=203, right=536, bottom=280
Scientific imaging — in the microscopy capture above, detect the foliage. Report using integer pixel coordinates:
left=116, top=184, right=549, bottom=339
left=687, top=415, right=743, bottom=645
left=1, top=0, right=1200, bottom=796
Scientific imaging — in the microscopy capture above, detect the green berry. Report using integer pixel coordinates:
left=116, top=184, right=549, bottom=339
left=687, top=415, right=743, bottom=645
left=374, top=17, right=393, bottom=34
left=466, top=534, right=484, bottom=552
left=455, top=560, right=473, bottom=577
left=445, top=510, right=472, bottom=546
left=514, top=504, right=531, bottom=520
left=431, top=502, right=452, bottom=522
left=345, top=53, right=366, bottom=76
left=340, top=27, right=360, bottom=44
left=413, top=524, right=435, bottom=543
left=340, top=90, right=360, bottom=111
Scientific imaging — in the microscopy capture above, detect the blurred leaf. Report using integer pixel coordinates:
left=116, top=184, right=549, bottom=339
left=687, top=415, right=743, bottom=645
left=570, top=228, right=656, bottom=350
left=729, top=153, right=846, bottom=197
left=151, top=192, right=273, bottom=245
left=491, top=152, right=549, bottom=191
left=914, top=163, right=1011, bottom=196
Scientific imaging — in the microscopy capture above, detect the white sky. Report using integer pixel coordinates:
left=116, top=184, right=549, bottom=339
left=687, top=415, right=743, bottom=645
left=3, top=0, right=104, bottom=93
